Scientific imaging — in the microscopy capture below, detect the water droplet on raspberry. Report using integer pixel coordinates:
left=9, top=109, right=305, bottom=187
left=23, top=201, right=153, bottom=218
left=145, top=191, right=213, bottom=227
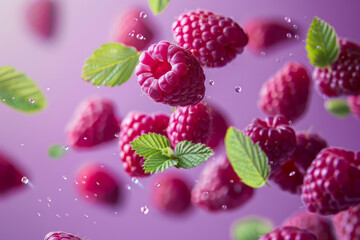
left=222, top=205, right=228, bottom=210
left=140, top=11, right=147, bottom=19
left=125, top=184, right=131, bottom=190
left=141, top=206, right=149, bottom=215
left=284, top=17, right=291, bottom=23
left=209, top=79, right=215, bottom=85
left=286, top=33, right=292, bottom=39
left=21, top=176, right=29, bottom=184
left=202, top=192, right=209, bottom=200
left=29, top=98, right=35, bottom=103
left=132, top=177, right=139, bottom=184
left=154, top=182, right=160, bottom=187
left=133, top=17, right=138, bottom=21
left=136, top=34, right=144, bottom=40
left=289, top=171, right=296, bottom=176
left=114, top=133, right=119, bottom=138
left=128, top=30, right=135, bottom=37
left=235, top=86, right=242, bottom=93
left=74, top=180, right=79, bottom=185
left=63, top=145, right=69, bottom=151
left=293, top=24, right=297, bottom=29
left=229, top=179, right=234, bottom=183
left=294, top=34, right=300, bottom=40
left=83, top=137, right=87, bottom=140
left=260, top=51, right=266, bottom=56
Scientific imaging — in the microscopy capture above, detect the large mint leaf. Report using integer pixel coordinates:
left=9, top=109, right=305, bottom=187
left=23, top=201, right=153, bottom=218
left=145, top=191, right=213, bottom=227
left=0, top=66, right=46, bottom=113
left=82, top=43, right=140, bottom=87
left=325, top=99, right=351, bottom=118
left=175, top=141, right=214, bottom=169
left=225, top=127, right=270, bottom=188
left=306, top=17, right=339, bottom=68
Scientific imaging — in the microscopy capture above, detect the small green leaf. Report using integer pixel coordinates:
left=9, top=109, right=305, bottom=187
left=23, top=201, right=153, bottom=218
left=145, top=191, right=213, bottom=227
left=82, top=43, right=140, bottom=87
left=325, top=99, right=351, bottom=118
left=130, top=133, right=171, bottom=158
left=143, top=155, right=178, bottom=173
left=306, top=17, right=340, bottom=68
left=175, top=141, right=214, bottom=169
left=231, top=217, right=273, bottom=240
left=0, top=66, right=47, bottom=113
left=48, top=144, right=67, bottom=159
left=148, top=0, right=170, bottom=14
left=225, top=127, right=270, bottom=188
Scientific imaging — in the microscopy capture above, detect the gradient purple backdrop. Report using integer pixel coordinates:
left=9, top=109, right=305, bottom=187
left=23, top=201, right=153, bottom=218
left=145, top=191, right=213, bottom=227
left=0, top=0, right=359, bottom=239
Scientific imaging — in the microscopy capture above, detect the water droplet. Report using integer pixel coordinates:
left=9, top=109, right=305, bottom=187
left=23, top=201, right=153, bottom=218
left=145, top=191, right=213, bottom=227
left=62, top=175, right=67, bottom=181
left=65, top=213, right=69, bottom=217
left=293, top=24, right=298, bottom=29
left=37, top=212, right=41, bottom=217
left=85, top=195, right=89, bottom=199
left=317, top=45, right=322, bottom=50
left=11, top=97, right=15, bottom=100
left=47, top=203, right=51, bottom=208
left=58, top=188, right=62, bottom=192
left=289, top=53, right=293, bottom=57
left=128, top=31, right=135, bottom=37
left=275, top=58, right=280, bottom=62
left=222, top=205, right=228, bottom=210
left=94, top=193, right=98, bottom=197
left=229, top=179, right=234, bottom=183
left=235, top=86, right=242, bottom=93
left=46, top=88, right=50, bottom=91
left=286, top=33, right=292, bottom=39
left=81, top=181, right=86, bottom=184
left=154, top=182, right=160, bottom=187
left=136, top=34, right=144, bottom=40
left=114, top=211, right=118, bottom=215
left=194, top=179, right=199, bottom=183
left=133, top=17, right=138, bottom=21
left=74, top=180, right=79, bottom=185
left=288, top=120, right=293, bottom=125
left=93, top=221, right=97, bottom=224
left=29, top=98, right=35, bottom=104
left=83, top=137, right=87, bottom=140
left=132, top=177, right=139, bottom=184
left=20, top=143, right=24, bottom=147
left=63, top=145, right=69, bottom=151
left=140, top=11, right=147, bottom=19
left=96, top=182, right=100, bottom=186
left=140, top=206, right=149, bottom=215
left=21, top=176, right=29, bottom=184
left=202, top=192, right=209, bottom=200
left=294, top=34, right=300, bottom=40
left=56, top=214, right=61, bottom=218
left=38, top=198, right=42, bottom=203
left=284, top=17, right=291, bottom=23
left=114, top=133, right=119, bottom=138
left=84, top=214, right=89, bottom=218
left=2, top=99, right=5, bottom=102
left=47, top=197, right=52, bottom=202
left=74, top=198, right=78, bottom=201
left=312, top=30, right=316, bottom=34
left=209, top=79, right=215, bottom=85
left=260, top=51, right=266, bottom=56
left=289, top=171, right=296, bottom=176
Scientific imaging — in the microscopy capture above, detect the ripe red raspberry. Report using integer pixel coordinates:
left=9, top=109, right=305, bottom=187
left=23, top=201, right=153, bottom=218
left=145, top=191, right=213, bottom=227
left=348, top=95, right=360, bottom=119
left=110, top=7, right=154, bottom=51
left=119, top=111, right=169, bottom=177
left=283, top=211, right=336, bottom=240
left=207, top=103, right=229, bottom=149
left=272, top=132, right=328, bottom=194
left=333, top=203, right=360, bottom=240
left=26, top=0, right=56, bottom=38
left=301, top=147, right=360, bottom=215
left=0, top=151, right=25, bottom=195
left=44, top=231, right=83, bottom=240
left=74, top=164, right=120, bottom=205
left=244, top=115, right=296, bottom=176
left=167, top=102, right=212, bottom=147
left=244, top=18, right=297, bottom=53
left=172, top=10, right=248, bottom=68
left=151, top=174, right=191, bottom=214
left=66, top=97, right=120, bottom=149
left=313, top=39, right=360, bottom=97
left=191, top=156, right=254, bottom=212
left=259, top=62, right=311, bottom=122
left=259, top=226, right=316, bottom=240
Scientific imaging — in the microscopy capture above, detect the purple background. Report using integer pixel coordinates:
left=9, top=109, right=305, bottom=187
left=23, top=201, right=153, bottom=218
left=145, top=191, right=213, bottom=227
left=0, top=0, right=359, bottom=239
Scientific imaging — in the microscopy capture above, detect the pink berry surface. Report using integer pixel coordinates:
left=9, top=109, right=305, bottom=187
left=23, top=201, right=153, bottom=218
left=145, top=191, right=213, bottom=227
left=0, top=1, right=360, bottom=240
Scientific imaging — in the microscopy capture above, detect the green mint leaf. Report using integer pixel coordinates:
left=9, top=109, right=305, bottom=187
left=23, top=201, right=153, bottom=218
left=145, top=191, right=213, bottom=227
left=325, top=98, right=351, bottom=118
left=231, top=217, right=273, bottom=240
left=225, top=127, right=270, bottom=188
left=143, top=155, right=178, bottom=173
left=48, top=144, right=67, bottom=159
left=0, top=66, right=47, bottom=113
left=82, top=43, right=140, bottom=87
left=175, top=141, right=214, bottom=169
left=130, top=133, right=171, bottom=158
left=306, top=17, right=340, bottom=68
left=148, top=0, right=170, bottom=14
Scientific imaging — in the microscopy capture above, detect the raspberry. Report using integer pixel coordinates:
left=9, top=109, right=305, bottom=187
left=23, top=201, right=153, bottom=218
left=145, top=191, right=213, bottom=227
left=167, top=102, right=212, bottom=147
left=283, top=211, right=336, bottom=240
left=272, top=132, right=328, bottom=194
left=110, top=8, right=154, bottom=51
left=44, top=231, right=83, bottom=240
left=207, top=103, right=229, bottom=149
left=259, top=226, right=316, bottom=240
left=66, top=97, right=120, bottom=149
left=26, top=0, right=56, bottom=38
left=172, top=10, right=248, bottom=67
left=244, top=115, right=296, bottom=176
left=191, top=156, right=254, bottom=212
left=74, top=164, right=120, bottom=205
left=135, top=41, right=206, bottom=106
left=313, top=39, right=360, bottom=97
left=333, top=203, right=360, bottom=240
left=0, top=151, right=25, bottom=195
left=244, top=18, right=297, bottom=53
left=151, top=174, right=191, bottom=214
left=259, top=62, right=311, bottom=122
left=301, top=147, right=360, bottom=215
left=348, top=95, right=360, bottom=119
left=119, top=111, right=169, bottom=177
